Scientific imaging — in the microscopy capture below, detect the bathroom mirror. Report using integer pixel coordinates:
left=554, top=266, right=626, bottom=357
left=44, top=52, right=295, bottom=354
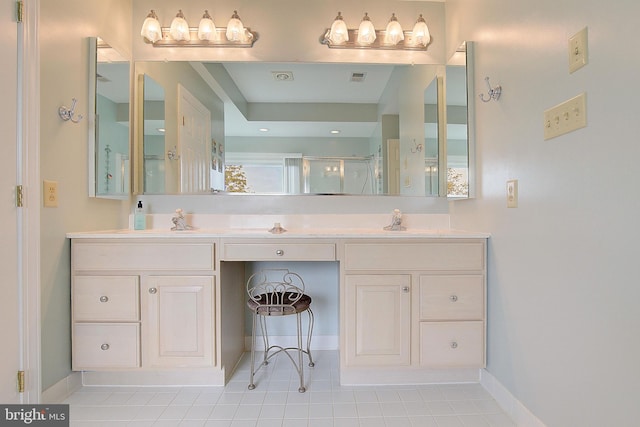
left=141, top=75, right=166, bottom=194
left=446, top=41, right=475, bottom=198
left=132, top=61, right=468, bottom=197
left=88, top=37, right=131, bottom=198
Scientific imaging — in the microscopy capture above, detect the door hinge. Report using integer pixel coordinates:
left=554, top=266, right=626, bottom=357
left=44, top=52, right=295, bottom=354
left=16, top=185, right=24, bottom=207
left=17, top=371, right=25, bottom=393
left=16, top=1, right=23, bottom=23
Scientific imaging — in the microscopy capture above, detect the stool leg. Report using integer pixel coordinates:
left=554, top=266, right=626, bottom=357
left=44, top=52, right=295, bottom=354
left=306, top=308, right=315, bottom=367
left=259, top=314, right=270, bottom=365
left=248, top=312, right=258, bottom=390
left=296, top=312, right=306, bottom=393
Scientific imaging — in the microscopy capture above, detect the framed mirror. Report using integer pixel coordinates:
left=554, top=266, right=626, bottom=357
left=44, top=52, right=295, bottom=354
left=132, top=61, right=465, bottom=197
left=446, top=41, right=475, bottom=198
left=88, top=37, right=131, bottom=198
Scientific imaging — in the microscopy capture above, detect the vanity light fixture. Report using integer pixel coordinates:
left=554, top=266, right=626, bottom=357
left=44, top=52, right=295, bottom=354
left=140, top=10, right=162, bottom=43
left=169, top=10, right=190, bottom=41
left=357, top=13, right=376, bottom=45
left=411, top=14, right=431, bottom=47
left=140, top=9, right=258, bottom=47
left=384, top=13, right=404, bottom=45
left=321, top=11, right=431, bottom=50
left=198, top=10, right=216, bottom=41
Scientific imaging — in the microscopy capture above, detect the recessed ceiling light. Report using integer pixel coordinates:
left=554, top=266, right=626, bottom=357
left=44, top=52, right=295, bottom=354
left=259, top=128, right=269, bottom=132
left=330, top=130, right=340, bottom=134
left=272, top=71, right=294, bottom=81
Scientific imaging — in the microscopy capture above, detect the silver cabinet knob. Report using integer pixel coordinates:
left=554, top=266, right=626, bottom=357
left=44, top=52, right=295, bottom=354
left=101, top=343, right=110, bottom=351
left=99, top=295, right=109, bottom=303
left=450, top=341, right=458, bottom=349
left=402, top=286, right=410, bottom=293
left=276, top=249, right=284, bottom=256
left=149, top=287, right=157, bottom=294
left=449, top=295, right=458, bottom=302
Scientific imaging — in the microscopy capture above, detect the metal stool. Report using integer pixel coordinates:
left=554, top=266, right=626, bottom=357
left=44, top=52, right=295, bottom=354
left=246, top=269, right=315, bottom=392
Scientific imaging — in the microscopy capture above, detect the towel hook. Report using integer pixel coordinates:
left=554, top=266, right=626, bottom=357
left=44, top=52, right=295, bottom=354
left=479, top=77, right=502, bottom=103
left=58, top=97, right=84, bottom=123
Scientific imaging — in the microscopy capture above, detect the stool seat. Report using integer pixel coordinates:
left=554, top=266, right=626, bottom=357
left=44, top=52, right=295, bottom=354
left=247, top=292, right=312, bottom=315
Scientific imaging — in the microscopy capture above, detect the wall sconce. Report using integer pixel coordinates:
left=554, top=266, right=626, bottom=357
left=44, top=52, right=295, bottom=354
left=140, top=9, right=258, bottom=47
left=321, top=11, right=431, bottom=50
left=479, top=77, right=502, bottom=102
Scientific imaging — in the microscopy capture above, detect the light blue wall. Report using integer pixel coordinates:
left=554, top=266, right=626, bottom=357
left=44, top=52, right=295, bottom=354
left=446, top=0, right=640, bottom=425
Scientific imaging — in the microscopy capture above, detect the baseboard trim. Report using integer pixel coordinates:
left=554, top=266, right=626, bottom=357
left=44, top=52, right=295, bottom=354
left=480, top=369, right=547, bottom=427
left=41, top=372, right=83, bottom=403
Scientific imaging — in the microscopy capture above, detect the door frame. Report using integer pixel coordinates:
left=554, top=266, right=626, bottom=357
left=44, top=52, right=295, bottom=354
left=19, top=0, right=42, bottom=403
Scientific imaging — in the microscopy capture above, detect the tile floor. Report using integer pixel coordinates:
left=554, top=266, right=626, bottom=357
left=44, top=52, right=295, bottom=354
left=63, top=351, right=516, bottom=426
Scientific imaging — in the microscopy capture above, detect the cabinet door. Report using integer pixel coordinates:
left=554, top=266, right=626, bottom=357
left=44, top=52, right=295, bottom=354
left=345, top=275, right=411, bottom=366
left=144, top=276, right=215, bottom=368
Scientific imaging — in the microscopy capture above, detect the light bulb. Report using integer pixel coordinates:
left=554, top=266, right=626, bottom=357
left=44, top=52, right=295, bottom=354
left=411, top=14, right=430, bottom=47
left=327, top=12, right=348, bottom=44
left=384, top=13, right=404, bottom=45
left=198, top=10, right=216, bottom=41
left=357, top=13, right=376, bottom=45
left=226, top=10, right=246, bottom=42
left=140, top=10, right=162, bottom=43
left=169, top=10, right=190, bottom=41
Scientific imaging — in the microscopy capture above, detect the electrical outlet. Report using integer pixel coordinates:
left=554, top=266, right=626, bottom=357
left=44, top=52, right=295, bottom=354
left=543, top=93, right=587, bottom=140
left=43, top=180, right=58, bottom=208
left=569, top=27, right=588, bottom=73
left=507, top=180, right=518, bottom=208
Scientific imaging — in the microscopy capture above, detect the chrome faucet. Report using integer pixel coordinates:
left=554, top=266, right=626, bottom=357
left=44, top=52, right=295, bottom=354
left=384, top=208, right=406, bottom=231
left=171, top=208, right=193, bottom=231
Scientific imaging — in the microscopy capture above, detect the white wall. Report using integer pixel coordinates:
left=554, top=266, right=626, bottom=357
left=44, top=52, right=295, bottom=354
left=39, top=0, right=132, bottom=391
left=446, top=1, right=640, bottom=425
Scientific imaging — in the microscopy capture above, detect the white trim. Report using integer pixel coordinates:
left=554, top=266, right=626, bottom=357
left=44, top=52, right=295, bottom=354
left=19, top=0, right=42, bottom=404
left=480, top=369, right=547, bottom=427
left=40, top=372, right=82, bottom=404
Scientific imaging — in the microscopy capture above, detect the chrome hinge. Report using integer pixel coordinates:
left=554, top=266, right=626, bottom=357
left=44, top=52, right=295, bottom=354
left=16, top=185, right=24, bottom=207
left=17, top=371, right=25, bottom=393
left=16, top=1, right=23, bottom=23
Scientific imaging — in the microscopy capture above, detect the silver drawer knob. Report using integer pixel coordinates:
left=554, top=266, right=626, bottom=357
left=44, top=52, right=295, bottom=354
left=101, top=343, right=110, bottom=351
left=402, top=286, right=410, bottom=293
left=449, top=295, right=458, bottom=302
left=450, top=341, right=458, bottom=349
left=276, top=249, right=284, bottom=256
left=99, top=295, right=109, bottom=303
left=149, top=287, right=157, bottom=294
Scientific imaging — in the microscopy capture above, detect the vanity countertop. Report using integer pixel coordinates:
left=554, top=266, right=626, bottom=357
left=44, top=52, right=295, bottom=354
left=66, top=228, right=490, bottom=239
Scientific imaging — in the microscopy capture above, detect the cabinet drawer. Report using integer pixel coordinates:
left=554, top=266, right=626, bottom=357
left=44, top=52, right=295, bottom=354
left=344, top=241, right=485, bottom=271
left=419, top=275, right=484, bottom=320
left=72, top=242, right=215, bottom=271
left=73, top=323, right=140, bottom=369
left=223, top=243, right=336, bottom=261
left=419, top=321, right=484, bottom=368
left=73, top=276, right=139, bottom=321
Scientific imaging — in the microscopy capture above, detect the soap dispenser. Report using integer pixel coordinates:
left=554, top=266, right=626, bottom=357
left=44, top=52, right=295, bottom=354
left=133, top=200, right=146, bottom=230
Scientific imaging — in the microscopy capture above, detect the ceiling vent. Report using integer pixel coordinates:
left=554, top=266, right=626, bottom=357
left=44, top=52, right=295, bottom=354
left=272, top=71, right=294, bottom=81
left=350, top=72, right=367, bottom=82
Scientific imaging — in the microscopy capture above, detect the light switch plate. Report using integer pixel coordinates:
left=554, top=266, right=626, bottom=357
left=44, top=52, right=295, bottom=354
left=507, top=180, right=518, bottom=208
left=569, top=27, right=588, bottom=73
left=543, top=93, right=587, bottom=140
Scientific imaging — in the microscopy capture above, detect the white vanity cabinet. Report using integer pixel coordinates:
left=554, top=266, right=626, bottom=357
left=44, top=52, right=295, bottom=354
left=71, top=239, right=217, bottom=373
left=344, top=274, right=411, bottom=366
left=341, top=238, right=486, bottom=383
